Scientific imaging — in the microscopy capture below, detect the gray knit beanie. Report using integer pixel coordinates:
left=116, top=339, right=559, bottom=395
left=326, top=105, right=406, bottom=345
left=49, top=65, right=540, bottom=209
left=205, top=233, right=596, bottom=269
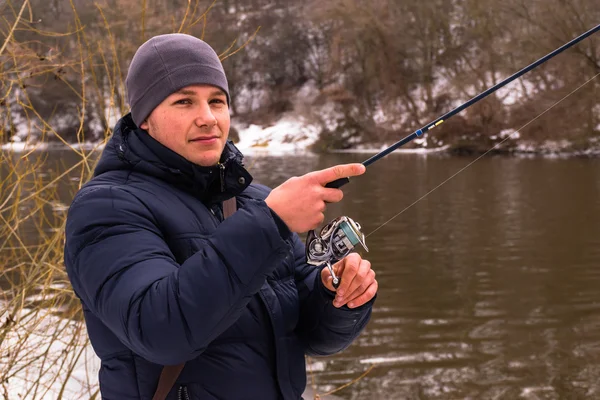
left=125, top=33, right=230, bottom=127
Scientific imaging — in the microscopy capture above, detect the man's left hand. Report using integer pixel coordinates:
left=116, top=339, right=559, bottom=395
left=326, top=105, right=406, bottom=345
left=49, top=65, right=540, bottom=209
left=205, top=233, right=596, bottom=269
left=321, top=253, right=378, bottom=308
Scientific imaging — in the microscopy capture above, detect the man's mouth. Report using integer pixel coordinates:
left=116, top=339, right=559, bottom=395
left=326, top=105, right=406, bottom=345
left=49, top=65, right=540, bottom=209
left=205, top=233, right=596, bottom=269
left=190, top=136, right=219, bottom=143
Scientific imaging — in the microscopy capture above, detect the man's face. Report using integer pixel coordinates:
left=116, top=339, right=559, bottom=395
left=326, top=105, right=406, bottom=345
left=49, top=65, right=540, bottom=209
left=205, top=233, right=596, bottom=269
left=140, top=84, right=230, bottom=167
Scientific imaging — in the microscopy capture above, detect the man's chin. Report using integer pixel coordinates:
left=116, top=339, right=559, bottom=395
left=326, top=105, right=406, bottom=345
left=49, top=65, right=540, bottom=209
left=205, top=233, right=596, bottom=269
left=189, top=151, right=221, bottom=167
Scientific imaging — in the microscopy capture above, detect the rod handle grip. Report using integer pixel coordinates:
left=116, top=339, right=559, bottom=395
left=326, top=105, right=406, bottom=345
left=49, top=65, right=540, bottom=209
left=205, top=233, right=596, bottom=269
left=325, top=177, right=350, bottom=189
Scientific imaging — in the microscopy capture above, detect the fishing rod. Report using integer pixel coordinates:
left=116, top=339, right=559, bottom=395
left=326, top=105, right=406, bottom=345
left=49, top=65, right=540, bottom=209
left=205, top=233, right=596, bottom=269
left=325, top=22, right=600, bottom=189
left=307, top=22, right=600, bottom=288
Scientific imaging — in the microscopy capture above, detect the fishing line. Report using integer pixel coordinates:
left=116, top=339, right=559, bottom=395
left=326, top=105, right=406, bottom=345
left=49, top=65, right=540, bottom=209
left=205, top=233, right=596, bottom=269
left=366, top=71, right=600, bottom=238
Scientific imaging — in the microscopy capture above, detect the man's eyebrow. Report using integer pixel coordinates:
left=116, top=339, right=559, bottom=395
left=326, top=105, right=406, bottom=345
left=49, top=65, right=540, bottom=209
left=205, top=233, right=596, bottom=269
left=210, top=89, right=227, bottom=97
left=173, top=88, right=226, bottom=97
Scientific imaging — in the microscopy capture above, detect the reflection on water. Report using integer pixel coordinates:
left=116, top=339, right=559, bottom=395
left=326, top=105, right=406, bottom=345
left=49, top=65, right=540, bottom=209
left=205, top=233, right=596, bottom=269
left=3, top=150, right=600, bottom=399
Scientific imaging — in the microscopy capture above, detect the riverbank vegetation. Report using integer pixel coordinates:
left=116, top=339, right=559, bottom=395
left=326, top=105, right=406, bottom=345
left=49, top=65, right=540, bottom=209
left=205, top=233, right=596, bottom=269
left=1, top=0, right=599, bottom=154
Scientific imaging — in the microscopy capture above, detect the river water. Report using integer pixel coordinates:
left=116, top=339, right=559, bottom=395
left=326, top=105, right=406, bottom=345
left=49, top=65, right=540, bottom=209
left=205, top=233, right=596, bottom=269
left=3, top=149, right=600, bottom=399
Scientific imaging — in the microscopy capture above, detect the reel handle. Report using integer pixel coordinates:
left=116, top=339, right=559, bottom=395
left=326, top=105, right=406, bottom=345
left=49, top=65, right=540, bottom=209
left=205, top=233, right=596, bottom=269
left=325, top=177, right=350, bottom=189
left=325, top=261, right=341, bottom=289
left=332, top=276, right=341, bottom=289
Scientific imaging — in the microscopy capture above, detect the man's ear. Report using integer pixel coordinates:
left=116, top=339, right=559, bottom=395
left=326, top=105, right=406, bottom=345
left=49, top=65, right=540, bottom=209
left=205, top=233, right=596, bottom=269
left=140, top=119, right=149, bottom=130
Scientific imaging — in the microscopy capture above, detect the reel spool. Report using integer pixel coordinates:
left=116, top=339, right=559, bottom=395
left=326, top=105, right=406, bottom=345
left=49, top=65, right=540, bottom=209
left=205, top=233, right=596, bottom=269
left=305, top=216, right=368, bottom=288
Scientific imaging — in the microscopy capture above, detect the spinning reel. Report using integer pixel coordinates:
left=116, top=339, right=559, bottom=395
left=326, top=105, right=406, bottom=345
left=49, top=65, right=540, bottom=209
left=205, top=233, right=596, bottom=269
left=305, top=216, right=368, bottom=288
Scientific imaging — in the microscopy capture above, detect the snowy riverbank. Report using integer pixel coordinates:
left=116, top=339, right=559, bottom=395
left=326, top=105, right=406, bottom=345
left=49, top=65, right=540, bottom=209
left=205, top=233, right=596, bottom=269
left=2, top=115, right=599, bottom=157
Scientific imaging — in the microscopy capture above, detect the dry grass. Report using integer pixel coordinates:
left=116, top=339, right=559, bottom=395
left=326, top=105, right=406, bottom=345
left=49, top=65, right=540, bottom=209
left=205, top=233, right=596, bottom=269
left=0, top=0, right=116, bottom=396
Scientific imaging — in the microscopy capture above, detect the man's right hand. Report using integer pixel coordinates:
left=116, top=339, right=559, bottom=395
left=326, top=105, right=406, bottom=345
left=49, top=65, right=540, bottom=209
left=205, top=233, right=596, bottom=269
left=264, top=163, right=366, bottom=233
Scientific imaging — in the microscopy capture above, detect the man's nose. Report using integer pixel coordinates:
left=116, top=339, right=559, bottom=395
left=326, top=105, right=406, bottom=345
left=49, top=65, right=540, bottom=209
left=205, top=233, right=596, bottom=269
left=194, top=103, right=217, bottom=128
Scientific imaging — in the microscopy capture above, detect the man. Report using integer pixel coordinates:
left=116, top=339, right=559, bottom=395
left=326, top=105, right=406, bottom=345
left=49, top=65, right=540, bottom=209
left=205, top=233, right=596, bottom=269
left=64, top=33, right=377, bottom=400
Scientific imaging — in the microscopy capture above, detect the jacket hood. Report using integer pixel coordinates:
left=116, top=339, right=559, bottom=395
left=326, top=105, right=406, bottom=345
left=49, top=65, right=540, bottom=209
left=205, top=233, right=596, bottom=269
left=94, top=113, right=252, bottom=202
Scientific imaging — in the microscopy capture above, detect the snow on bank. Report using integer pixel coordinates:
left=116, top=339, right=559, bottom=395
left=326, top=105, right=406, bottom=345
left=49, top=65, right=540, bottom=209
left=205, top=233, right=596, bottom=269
left=0, top=141, right=45, bottom=152
left=232, top=116, right=320, bottom=155
left=2, top=116, right=320, bottom=155
left=0, top=306, right=100, bottom=400
left=1, top=141, right=105, bottom=153
left=232, top=115, right=448, bottom=156
left=0, top=117, right=445, bottom=156
left=2, top=112, right=597, bottom=157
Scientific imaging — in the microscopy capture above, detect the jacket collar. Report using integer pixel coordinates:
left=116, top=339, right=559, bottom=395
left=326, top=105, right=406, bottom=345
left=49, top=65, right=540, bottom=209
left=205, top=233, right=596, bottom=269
left=94, top=113, right=252, bottom=202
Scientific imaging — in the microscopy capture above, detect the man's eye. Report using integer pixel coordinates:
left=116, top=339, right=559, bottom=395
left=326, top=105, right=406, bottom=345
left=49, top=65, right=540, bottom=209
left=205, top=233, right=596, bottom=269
left=210, top=99, right=226, bottom=104
left=175, top=99, right=191, bottom=105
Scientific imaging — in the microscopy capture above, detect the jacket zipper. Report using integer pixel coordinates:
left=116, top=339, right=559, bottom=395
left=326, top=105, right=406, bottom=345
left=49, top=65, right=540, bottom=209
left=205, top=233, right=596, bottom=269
left=218, top=163, right=225, bottom=192
left=177, top=385, right=190, bottom=400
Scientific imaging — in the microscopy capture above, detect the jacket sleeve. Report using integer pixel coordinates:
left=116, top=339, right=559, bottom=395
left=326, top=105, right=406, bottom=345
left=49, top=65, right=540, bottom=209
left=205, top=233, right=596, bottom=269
left=292, top=233, right=375, bottom=356
left=64, top=185, right=291, bottom=365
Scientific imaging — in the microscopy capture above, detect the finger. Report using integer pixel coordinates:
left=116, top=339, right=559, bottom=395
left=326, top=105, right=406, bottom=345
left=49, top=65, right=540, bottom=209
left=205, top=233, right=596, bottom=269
left=308, top=212, right=326, bottom=232
left=343, top=259, right=371, bottom=298
left=321, top=188, right=344, bottom=203
left=346, top=280, right=378, bottom=309
left=335, top=261, right=372, bottom=307
left=318, top=212, right=325, bottom=225
left=332, top=259, right=344, bottom=275
left=309, top=164, right=366, bottom=186
left=317, top=200, right=326, bottom=213
left=341, top=269, right=375, bottom=306
left=334, top=253, right=361, bottom=298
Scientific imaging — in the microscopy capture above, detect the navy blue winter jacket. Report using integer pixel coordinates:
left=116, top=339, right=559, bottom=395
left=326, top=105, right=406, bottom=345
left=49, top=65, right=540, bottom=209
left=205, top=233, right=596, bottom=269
left=64, top=114, right=374, bottom=399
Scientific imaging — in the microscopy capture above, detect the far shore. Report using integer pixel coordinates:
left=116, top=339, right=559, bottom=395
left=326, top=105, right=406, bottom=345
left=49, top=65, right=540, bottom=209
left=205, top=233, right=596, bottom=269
left=3, top=140, right=600, bottom=158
